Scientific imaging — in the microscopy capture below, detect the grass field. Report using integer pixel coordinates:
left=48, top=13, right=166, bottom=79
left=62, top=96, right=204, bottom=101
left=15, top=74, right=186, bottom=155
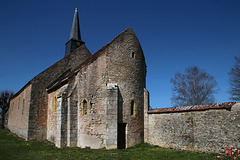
left=0, top=129, right=229, bottom=160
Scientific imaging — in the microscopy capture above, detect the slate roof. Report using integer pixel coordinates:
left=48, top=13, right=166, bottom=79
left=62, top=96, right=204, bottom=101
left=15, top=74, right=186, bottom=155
left=147, top=102, right=237, bottom=114
left=69, top=6, right=81, bottom=41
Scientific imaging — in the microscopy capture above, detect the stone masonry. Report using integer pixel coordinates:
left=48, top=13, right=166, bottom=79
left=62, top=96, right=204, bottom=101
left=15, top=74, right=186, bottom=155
left=145, top=102, right=240, bottom=153
left=46, top=27, right=147, bottom=149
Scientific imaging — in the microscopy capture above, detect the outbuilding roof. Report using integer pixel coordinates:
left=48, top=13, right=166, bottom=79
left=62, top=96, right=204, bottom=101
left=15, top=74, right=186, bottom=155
left=147, top=102, right=236, bottom=114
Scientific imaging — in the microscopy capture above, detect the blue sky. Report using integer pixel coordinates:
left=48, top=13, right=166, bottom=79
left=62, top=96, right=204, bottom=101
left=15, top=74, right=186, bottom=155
left=0, top=0, right=240, bottom=108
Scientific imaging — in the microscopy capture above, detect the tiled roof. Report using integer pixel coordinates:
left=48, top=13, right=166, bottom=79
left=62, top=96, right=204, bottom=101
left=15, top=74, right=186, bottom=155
left=147, top=102, right=237, bottom=114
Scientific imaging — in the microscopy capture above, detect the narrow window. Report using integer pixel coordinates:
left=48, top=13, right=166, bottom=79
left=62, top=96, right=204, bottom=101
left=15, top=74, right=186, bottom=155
left=130, top=100, right=134, bottom=116
left=22, top=99, right=25, bottom=115
left=18, top=97, right=20, bottom=110
left=131, top=52, right=136, bottom=59
left=53, top=96, right=57, bottom=113
left=83, top=100, right=87, bottom=115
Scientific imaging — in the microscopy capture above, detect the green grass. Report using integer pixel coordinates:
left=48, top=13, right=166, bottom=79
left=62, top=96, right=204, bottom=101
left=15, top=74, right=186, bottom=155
left=0, top=128, right=229, bottom=160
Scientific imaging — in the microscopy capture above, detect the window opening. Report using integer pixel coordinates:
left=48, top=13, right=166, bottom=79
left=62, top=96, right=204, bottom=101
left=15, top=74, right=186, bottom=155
left=22, top=99, right=25, bottom=115
left=131, top=52, right=136, bottom=59
left=130, top=100, right=134, bottom=116
left=83, top=100, right=87, bottom=115
left=53, top=96, right=57, bottom=113
left=18, top=97, right=20, bottom=110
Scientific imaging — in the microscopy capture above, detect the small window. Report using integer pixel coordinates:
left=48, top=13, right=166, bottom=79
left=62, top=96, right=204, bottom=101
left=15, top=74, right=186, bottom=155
left=131, top=52, right=136, bottom=59
left=130, top=100, right=135, bottom=116
left=18, top=97, right=20, bottom=110
left=53, top=96, right=57, bottom=113
left=83, top=100, right=88, bottom=115
left=22, top=99, right=25, bottom=115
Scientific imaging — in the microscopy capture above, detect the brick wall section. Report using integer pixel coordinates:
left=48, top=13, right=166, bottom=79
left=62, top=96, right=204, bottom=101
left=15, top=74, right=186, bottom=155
left=145, top=103, right=240, bottom=153
left=8, top=84, right=32, bottom=140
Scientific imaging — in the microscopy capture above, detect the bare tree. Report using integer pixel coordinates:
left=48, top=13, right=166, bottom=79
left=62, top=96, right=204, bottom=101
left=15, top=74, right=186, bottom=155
left=229, top=56, right=240, bottom=101
left=0, top=90, right=14, bottom=128
left=171, top=66, right=217, bottom=107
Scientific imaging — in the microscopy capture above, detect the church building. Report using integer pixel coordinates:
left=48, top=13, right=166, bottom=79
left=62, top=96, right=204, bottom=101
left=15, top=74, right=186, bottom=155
left=8, top=6, right=239, bottom=154
left=7, top=7, right=148, bottom=149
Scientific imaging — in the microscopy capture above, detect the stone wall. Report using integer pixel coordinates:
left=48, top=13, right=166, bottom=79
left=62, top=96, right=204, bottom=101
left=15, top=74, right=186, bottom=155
left=104, top=28, right=146, bottom=147
left=46, top=27, right=147, bottom=149
left=75, top=27, right=147, bottom=148
left=145, top=103, right=240, bottom=153
left=74, top=48, right=108, bottom=149
left=105, top=83, right=119, bottom=149
left=8, top=84, right=32, bottom=140
left=47, top=45, right=108, bottom=148
left=47, top=86, right=66, bottom=144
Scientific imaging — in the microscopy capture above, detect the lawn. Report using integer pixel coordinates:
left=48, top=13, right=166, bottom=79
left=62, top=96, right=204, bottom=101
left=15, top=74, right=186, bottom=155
left=0, top=129, right=228, bottom=160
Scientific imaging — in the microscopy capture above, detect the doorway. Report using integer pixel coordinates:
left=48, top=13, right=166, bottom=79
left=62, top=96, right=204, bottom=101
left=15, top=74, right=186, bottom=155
left=117, top=123, right=126, bottom=149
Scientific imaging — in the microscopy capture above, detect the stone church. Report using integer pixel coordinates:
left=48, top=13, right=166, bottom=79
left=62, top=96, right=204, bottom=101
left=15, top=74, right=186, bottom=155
left=7, top=7, right=148, bottom=149
left=7, top=7, right=240, bottom=153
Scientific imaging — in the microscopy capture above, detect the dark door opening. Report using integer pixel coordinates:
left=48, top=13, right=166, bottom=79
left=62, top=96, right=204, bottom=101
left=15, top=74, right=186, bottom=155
left=117, top=123, right=126, bottom=149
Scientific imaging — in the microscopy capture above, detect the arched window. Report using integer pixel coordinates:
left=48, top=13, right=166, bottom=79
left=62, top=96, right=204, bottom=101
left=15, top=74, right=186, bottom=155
left=130, top=100, right=135, bottom=116
left=53, top=96, right=57, bottom=113
left=83, top=100, right=87, bottom=115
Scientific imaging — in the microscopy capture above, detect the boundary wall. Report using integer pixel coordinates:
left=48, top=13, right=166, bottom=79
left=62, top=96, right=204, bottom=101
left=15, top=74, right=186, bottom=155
left=144, top=102, right=240, bottom=153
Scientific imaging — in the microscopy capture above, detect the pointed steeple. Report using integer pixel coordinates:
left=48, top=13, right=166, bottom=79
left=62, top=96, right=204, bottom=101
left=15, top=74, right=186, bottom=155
left=69, top=6, right=81, bottom=40
left=65, top=6, right=85, bottom=57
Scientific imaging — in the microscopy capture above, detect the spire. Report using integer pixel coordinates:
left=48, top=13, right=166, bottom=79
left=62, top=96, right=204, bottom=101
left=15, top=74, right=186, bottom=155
left=69, top=6, right=81, bottom=40
left=65, top=6, right=85, bottom=57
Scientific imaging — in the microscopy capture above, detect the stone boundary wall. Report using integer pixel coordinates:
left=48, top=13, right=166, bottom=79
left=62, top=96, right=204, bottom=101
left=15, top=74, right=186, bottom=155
left=145, top=102, right=240, bottom=153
